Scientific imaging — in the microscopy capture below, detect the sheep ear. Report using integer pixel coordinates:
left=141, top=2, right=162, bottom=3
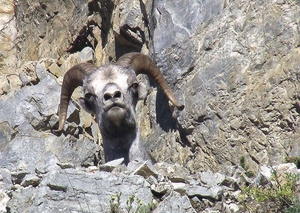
left=79, top=97, right=94, bottom=114
left=138, top=82, right=147, bottom=100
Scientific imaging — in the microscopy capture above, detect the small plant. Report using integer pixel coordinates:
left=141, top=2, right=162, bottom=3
left=239, top=156, right=255, bottom=178
left=109, top=192, right=155, bottom=213
left=285, top=156, right=300, bottom=169
left=110, top=192, right=122, bottom=213
left=285, top=202, right=300, bottom=213
left=126, top=194, right=135, bottom=212
left=134, top=197, right=155, bottom=213
left=239, top=171, right=300, bottom=212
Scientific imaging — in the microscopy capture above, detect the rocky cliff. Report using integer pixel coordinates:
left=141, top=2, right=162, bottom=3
left=1, top=0, right=300, bottom=212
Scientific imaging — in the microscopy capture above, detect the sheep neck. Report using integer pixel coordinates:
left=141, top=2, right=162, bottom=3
left=102, top=128, right=146, bottom=165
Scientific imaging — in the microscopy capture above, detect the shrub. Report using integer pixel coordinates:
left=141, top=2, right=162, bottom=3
left=109, top=192, right=155, bottom=213
left=239, top=171, right=300, bottom=212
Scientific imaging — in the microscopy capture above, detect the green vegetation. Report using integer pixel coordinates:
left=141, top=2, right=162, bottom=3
left=110, top=192, right=122, bottom=213
left=239, top=156, right=255, bottom=178
left=285, top=156, right=300, bottom=169
left=238, top=171, right=300, bottom=212
left=285, top=203, right=300, bottom=213
left=109, top=192, right=155, bottom=213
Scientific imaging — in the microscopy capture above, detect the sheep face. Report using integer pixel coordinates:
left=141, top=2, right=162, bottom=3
left=54, top=53, right=184, bottom=164
left=79, top=65, right=147, bottom=137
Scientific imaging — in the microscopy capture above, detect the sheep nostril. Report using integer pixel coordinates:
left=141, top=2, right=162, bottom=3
left=114, top=91, right=122, bottom=99
left=104, top=94, right=112, bottom=101
left=103, top=91, right=122, bottom=102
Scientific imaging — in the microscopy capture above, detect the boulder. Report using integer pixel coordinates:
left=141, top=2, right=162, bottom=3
left=8, top=167, right=153, bottom=212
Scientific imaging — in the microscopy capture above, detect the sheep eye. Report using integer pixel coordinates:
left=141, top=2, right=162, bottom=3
left=85, top=93, right=95, bottom=102
left=130, top=83, right=139, bottom=90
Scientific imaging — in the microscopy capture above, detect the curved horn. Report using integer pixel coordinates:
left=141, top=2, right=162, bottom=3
left=116, top=52, right=184, bottom=110
left=53, top=63, right=98, bottom=135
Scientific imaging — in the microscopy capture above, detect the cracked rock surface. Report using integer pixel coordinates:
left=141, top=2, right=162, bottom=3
left=1, top=0, right=300, bottom=212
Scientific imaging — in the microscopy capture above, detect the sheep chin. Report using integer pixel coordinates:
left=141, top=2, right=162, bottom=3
left=105, top=107, right=127, bottom=127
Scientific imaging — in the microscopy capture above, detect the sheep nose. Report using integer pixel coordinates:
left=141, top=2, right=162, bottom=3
left=103, top=88, right=123, bottom=105
left=104, top=90, right=122, bottom=101
left=102, top=84, right=124, bottom=105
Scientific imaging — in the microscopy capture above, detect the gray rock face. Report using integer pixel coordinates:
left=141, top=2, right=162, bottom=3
left=0, top=71, right=99, bottom=175
left=1, top=0, right=300, bottom=212
left=8, top=167, right=153, bottom=213
left=15, top=0, right=91, bottom=63
left=151, top=0, right=224, bottom=81
left=153, top=191, right=196, bottom=213
left=147, top=0, right=300, bottom=172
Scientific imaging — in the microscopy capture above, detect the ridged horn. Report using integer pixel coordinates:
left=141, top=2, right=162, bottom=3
left=53, top=63, right=98, bottom=135
left=116, top=52, right=184, bottom=110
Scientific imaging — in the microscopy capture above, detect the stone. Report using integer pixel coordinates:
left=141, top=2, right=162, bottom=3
left=8, top=167, right=153, bottom=212
left=210, top=186, right=224, bottom=201
left=153, top=191, right=196, bottom=213
left=223, top=203, right=239, bottom=213
left=171, top=182, right=187, bottom=194
left=200, top=171, right=226, bottom=187
left=112, top=0, right=147, bottom=54
left=187, top=185, right=210, bottom=197
left=187, top=185, right=223, bottom=201
left=274, top=163, right=298, bottom=174
left=35, top=60, right=50, bottom=81
left=11, top=171, right=29, bottom=185
left=57, top=162, right=75, bottom=170
left=78, top=46, right=94, bottom=63
left=0, top=190, right=10, bottom=213
left=201, top=208, right=220, bottom=213
left=150, top=180, right=172, bottom=195
left=20, top=174, right=41, bottom=187
left=147, top=175, right=158, bottom=186
left=219, top=176, right=239, bottom=190
left=190, top=196, right=203, bottom=211
left=154, top=162, right=190, bottom=182
left=100, top=158, right=124, bottom=172
left=47, top=62, right=61, bottom=77
left=273, top=163, right=299, bottom=185
left=17, top=61, right=39, bottom=85
left=0, top=169, right=12, bottom=191
left=87, top=166, right=98, bottom=173
left=35, top=152, right=61, bottom=175
left=131, top=160, right=159, bottom=179
left=10, top=184, right=23, bottom=191
left=255, top=165, right=273, bottom=186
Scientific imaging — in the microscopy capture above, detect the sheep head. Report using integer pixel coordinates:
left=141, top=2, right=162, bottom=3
left=79, top=64, right=147, bottom=137
left=54, top=52, right=184, bottom=163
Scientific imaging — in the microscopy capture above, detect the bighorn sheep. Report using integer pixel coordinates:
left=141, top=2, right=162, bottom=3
left=54, top=52, right=184, bottom=165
